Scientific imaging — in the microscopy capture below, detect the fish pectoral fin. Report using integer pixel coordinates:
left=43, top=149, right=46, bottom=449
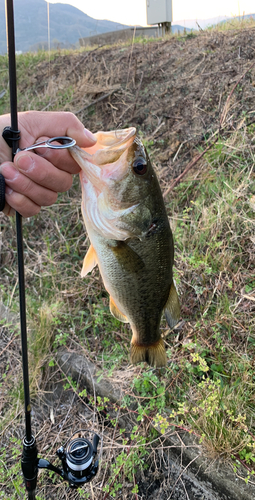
left=110, top=297, right=129, bottom=323
left=81, top=245, right=98, bottom=277
left=164, top=281, right=181, bottom=328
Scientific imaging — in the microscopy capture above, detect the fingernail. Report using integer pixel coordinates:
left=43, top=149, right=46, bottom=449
left=84, top=128, right=97, bottom=143
left=16, top=154, right=34, bottom=172
left=5, top=186, right=13, bottom=195
left=0, top=163, right=19, bottom=181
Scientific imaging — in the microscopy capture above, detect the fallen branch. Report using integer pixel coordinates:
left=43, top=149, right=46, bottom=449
left=131, top=71, right=144, bottom=119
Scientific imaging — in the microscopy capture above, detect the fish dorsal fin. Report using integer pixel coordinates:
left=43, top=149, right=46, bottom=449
left=110, top=296, right=129, bottom=323
left=81, top=245, right=98, bottom=277
left=164, top=282, right=181, bottom=328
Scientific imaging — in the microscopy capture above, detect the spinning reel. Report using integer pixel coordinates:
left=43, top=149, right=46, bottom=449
left=22, top=430, right=101, bottom=494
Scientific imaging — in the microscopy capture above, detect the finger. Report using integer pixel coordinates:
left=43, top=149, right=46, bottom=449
left=0, top=162, right=59, bottom=207
left=0, top=114, right=14, bottom=164
left=13, top=153, right=74, bottom=190
left=18, top=111, right=96, bottom=149
left=2, top=201, right=15, bottom=217
left=5, top=188, right=41, bottom=218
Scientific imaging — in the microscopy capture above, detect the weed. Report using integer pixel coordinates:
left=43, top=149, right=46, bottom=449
left=0, top=26, right=255, bottom=498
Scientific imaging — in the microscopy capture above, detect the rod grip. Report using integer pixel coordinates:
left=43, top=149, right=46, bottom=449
left=21, top=436, right=38, bottom=494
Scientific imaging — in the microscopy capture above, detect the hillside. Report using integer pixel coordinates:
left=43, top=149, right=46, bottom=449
left=0, top=24, right=254, bottom=499
left=0, top=0, right=130, bottom=54
left=1, top=23, right=254, bottom=174
left=8, top=23, right=253, bottom=180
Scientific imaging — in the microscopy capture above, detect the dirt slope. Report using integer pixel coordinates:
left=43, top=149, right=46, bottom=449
left=29, top=26, right=255, bottom=181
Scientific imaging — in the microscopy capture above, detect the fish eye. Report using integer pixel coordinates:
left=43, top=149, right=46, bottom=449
left=133, top=159, right=147, bottom=175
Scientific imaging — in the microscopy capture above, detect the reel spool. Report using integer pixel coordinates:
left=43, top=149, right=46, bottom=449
left=57, top=431, right=100, bottom=488
left=37, top=430, right=101, bottom=489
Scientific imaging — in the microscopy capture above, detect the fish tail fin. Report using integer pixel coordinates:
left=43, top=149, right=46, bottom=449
left=130, top=338, right=167, bottom=368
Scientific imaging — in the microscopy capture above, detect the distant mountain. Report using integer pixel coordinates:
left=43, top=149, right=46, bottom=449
left=173, top=16, right=229, bottom=30
left=0, top=0, right=130, bottom=54
left=170, top=25, right=191, bottom=33
left=174, top=13, right=255, bottom=30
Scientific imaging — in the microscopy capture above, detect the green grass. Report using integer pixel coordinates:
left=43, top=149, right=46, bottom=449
left=0, top=35, right=255, bottom=497
left=162, top=127, right=255, bottom=464
left=2, top=124, right=252, bottom=486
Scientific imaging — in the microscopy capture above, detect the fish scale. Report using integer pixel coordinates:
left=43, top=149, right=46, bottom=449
left=70, top=127, right=180, bottom=367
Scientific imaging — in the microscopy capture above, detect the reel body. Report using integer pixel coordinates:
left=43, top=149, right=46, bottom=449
left=56, top=433, right=100, bottom=488
left=23, top=431, right=101, bottom=490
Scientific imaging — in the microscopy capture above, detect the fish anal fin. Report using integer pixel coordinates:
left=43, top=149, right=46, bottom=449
left=130, top=338, right=167, bottom=368
left=164, top=281, right=181, bottom=328
left=110, top=296, right=129, bottom=323
left=81, top=245, right=98, bottom=277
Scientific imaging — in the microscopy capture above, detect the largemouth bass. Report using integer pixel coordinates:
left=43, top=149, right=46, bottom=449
left=70, top=127, right=180, bottom=367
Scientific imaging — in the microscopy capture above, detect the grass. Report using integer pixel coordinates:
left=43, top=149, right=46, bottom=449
left=164, top=126, right=255, bottom=465
left=208, top=15, right=255, bottom=32
left=0, top=30, right=255, bottom=498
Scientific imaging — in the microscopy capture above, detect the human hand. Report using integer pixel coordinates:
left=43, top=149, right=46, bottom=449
left=0, top=110, right=96, bottom=217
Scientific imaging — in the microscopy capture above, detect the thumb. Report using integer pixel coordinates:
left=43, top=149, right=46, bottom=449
left=18, top=111, right=97, bottom=149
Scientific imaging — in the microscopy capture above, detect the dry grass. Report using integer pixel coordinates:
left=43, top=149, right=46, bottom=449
left=0, top=25, right=254, bottom=499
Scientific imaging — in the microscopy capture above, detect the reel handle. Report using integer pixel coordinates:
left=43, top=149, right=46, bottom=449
left=38, top=458, right=64, bottom=477
left=93, top=434, right=100, bottom=455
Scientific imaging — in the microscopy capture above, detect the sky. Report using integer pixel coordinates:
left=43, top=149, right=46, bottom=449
left=48, top=0, right=255, bottom=27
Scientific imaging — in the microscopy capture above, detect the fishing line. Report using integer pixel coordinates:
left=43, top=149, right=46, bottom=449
left=47, top=0, right=51, bottom=77
left=126, top=25, right=136, bottom=87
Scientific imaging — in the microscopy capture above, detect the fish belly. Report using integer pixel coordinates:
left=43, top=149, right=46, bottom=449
left=86, top=219, right=173, bottom=367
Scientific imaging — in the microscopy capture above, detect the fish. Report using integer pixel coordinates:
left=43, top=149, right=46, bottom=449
left=70, top=127, right=180, bottom=368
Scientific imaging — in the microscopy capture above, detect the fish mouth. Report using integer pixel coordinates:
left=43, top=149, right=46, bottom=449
left=70, top=127, right=137, bottom=185
left=84, top=127, right=136, bottom=158
left=71, top=127, right=136, bottom=164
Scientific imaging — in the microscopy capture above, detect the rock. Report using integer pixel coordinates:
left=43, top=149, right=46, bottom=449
left=57, top=350, right=123, bottom=403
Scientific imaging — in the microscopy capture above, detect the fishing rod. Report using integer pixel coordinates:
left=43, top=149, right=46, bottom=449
left=2, top=1, right=100, bottom=497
